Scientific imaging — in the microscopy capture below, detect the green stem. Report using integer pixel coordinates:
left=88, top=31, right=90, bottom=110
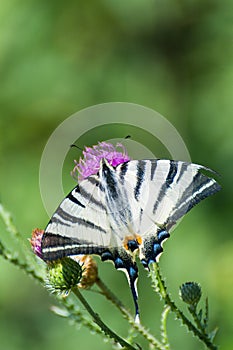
left=160, top=306, right=170, bottom=349
left=188, top=305, right=207, bottom=334
left=55, top=298, right=103, bottom=336
left=0, top=204, right=24, bottom=242
left=72, top=287, right=137, bottom=350
left=0, top=240, right=44, bottom=283
left=150, top=263, right=218, bottom=350
left=96, top=277, right=165, bottom=350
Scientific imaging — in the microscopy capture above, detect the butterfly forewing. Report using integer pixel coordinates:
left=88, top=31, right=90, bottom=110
left=119, top=160, right=220, bottom=232
left=42, top=176, right=115, bottom=260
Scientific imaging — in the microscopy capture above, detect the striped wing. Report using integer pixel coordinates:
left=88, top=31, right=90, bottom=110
left=41, top=159, right=142, bottom=317
left=114, top=159, right=221, bottom=266
left=41, top=158, right=221, bottom=320
left=116, top=159, right=220, bottom=232
left=42, top=176, right=119, bottom=261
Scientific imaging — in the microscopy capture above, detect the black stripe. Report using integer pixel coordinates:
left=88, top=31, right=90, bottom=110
left=168, top=171, right=206, bottom=221
left=134, top=161, right=146, bottom=200
left=177, top=172, right=209, bottom=207
left=153, top=161, right=176, bottom=214
left=49, top=217, right=71, bottom=227
left=118, top=162, right=129, bottom=183
left=77, top=185, right=106, bottom=210
left=102, top=163, right=118, bottom=199
left=56, top=207, right=78, bottom=223
left=139, top=208, right=143, bottom=226
left=165, top=161, right=178, bottom=187
left=74, top=217, right=107, bottom=233
left=86, top=176, right=104, bottom=192
left=169, top=175, right=221, bottom=223
left=42, top=232, right=76, bottom=249
left=153, top=184, right=167, bottom=214
left=67, top=189, right=86, bottom=208
left=55, top=206, right=106, bottom=233
left=41, top=233, right=106, bottom=261
left=176, top=162, right=189, bottom=183
left=150, top=161, right=158, bottom=181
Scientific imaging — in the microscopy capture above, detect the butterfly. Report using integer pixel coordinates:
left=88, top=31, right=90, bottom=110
left=41, top=158, right=221, bottom=321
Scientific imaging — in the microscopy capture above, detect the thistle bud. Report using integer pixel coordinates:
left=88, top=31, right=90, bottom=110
left=179, top=282, right=202, bottom=306
left=46, top=257, right=83, bottom=294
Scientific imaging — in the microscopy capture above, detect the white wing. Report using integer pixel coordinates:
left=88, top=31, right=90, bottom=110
left=42, top=174, right=117, bottom=260
left=117, top=159, right=220, bottom=231
left=114, top=159, right=221, bottom=265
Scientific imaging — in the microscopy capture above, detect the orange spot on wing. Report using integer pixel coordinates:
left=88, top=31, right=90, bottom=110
left=136, top=234, right=142, bottom=245
left=123, top=234, right=142, bottom=251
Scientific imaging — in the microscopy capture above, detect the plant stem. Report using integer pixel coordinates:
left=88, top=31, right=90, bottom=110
left=188, top=305, right=206, bottom=333
left=96, top=277, right=166, bottom=350
left=53, top=299, right=103, bottom=336
left=0, top=240, right=44, bottom=283
left=160, top=306, right=170, bottom=349
left=0, top=203, right=23, bottom=242
left=72, top=286, right=137, bottom=350
left=150, top=263, right=218, bottom=350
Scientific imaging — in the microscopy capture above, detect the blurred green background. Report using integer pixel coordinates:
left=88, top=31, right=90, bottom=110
left=0, top=1, right=232, bottom=349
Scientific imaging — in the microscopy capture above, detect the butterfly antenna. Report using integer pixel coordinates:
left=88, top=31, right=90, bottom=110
left=70, top=144, right=82, bottom=151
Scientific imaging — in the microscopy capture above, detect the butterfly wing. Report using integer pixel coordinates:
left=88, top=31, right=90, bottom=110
left=42, top=158, right=221, bottom=320
left=114, top=159, right=221, bottom=267
left=42, top=174, right=123, bottom=260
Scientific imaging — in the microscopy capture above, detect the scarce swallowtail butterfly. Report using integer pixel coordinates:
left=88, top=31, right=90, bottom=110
left=41, top=142, right=221, bottom=321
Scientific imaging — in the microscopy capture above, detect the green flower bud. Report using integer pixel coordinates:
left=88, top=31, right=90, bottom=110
left=46, top=257, right=83, bottom=294
left=179, top=282, right=202, bottom=306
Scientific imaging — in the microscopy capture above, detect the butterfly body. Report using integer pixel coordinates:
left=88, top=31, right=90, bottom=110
left=42, top=158, right=221, bottom=320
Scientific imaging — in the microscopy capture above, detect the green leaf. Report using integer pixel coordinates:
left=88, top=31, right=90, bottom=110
left=198, top=308, right=203, bottom=322
left=209, top=328, right=218, bottom=342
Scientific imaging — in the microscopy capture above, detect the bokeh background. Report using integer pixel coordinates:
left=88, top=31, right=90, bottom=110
left=0, top=1, right=232, bottom=349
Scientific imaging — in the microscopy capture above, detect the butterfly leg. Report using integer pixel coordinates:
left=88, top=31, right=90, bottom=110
left=101, top=248, right=140, bottom=323
left=140, top=229, right=170, bottom=269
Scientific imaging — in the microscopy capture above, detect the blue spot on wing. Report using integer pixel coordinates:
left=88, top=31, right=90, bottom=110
left=153, top=243, right=163, bottom=256
left=101, top=251, right=114, bottom=261
left=157, top=230, right=170, bottom=243
left=129, top=266, right=138, bottom=280
left=114, top=257, right=124, bottom=269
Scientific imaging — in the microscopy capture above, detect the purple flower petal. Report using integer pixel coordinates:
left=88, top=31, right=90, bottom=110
left=30, top=228, right=44, bottom=259
left=71, top=141, right=130, bottom=181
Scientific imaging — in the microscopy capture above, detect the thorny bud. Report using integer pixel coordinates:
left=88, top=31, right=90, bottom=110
left=179, top=282, right=202, bottom=306
left=30, top=229, right=98, bottom=293
left=46, top=257, right=83, bottom=294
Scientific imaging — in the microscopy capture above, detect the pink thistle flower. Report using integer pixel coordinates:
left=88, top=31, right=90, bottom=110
left=30, top=228, right=44, bottom=259
left=71, top=141, right=131, bottom=182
